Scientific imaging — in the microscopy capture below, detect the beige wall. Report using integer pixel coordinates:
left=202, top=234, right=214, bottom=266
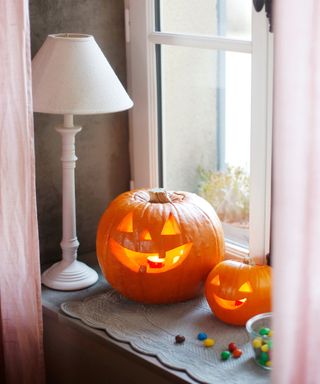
left=30, top=0, right=130, bottom=265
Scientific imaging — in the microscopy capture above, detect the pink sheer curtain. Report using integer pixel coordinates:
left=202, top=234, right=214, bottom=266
left=0, top=1, right=44, bottom=383
left=272, top=1, right=320, bottom=383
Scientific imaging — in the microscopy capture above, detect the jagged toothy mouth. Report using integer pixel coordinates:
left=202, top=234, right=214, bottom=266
left=109, top=238, right=193, bottom=273
left=213, top=294, right=247, bottom=310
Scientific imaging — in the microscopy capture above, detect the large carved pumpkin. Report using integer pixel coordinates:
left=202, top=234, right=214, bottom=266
left=205, top=259, right=271, bottom=325
left=96, top=189, right=224, bottom=303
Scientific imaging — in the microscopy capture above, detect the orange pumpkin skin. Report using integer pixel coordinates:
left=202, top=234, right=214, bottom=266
left=96, top=189, right=224, bottom=304
left=205, top=260, right=271, bottom=326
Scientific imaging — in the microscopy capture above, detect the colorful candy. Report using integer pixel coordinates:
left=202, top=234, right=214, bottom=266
left=232, top=348, right=243, bottom=358
left=197, top=332, right=208, bottom=341
left=252, top=327, right=272, bottom=368
left=228, top=342, right=237, bottom=352
left=260, top=351, right=269, bottom=363
left=259, top=327, right=271, bottom=336
left=191, top=334, right=246, bottom=363
left=252, top=337, right=262, bottom=349
left=221, top=350, right=231, bottom=360
left=175, top=335, right=185, bottom=344
left=219, top=342, right=243, bottom=361
left=203, top=338, right=215, bottom=347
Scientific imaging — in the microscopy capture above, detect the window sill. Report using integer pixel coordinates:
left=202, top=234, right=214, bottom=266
left=42, top=252, right=194, bottom=384
left=41, top=252, right=269, bottom=384
left=225, top=241, right=250, bottom=262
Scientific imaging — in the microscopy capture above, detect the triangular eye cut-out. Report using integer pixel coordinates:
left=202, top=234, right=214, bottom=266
left=211, top=274, right=220, bottom=286
left=161, top=213, right=181, bottom=235
left=141, top=229, right=152, bottom=240
left=117, top=212, right=133, bottom=232
left=239, top=281, right=253, bottom=293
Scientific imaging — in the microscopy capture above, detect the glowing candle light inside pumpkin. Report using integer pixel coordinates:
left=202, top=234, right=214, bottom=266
left=147, top=255, right=165, bottom=268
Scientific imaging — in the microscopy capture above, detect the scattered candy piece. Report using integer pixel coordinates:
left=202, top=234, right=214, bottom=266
left=197, top=332, right=208, bottom=341
left=261, top=344, right=269, bottom=352
left=232, top=348, right=243, bottom=358
left=175, top=335, right=185, bottom=344
left=221, top=351, right=231, bottom=361
left=259, top=327, right=271, bottom=336
left=228, top=342, right=237, bottom=352
left=266, top=361, right=272, bottom=368
left=267, top=330, right=273, bottom=337
left=203, top=338, right=215, bottom=347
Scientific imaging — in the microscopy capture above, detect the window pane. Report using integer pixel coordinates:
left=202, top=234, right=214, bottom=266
left=159, top=45, right=251, bottom=247
left=225, top=52, right=251, bottom=170
left=157, top=0, right=252, bottom=40
left=160, top=45, right=218, bottom=192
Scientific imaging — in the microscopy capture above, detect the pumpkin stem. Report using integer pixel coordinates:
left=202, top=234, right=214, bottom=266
left=148, top=188, right=184, bottom=204
left=148, top=188, right=172, bottom=203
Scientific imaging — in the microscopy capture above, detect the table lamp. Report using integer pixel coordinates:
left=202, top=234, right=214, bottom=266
left=32, top=33, right=133, bottom=290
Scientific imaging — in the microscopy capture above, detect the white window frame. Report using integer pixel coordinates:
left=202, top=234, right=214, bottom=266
left=125, top=0, right=273, bottom=264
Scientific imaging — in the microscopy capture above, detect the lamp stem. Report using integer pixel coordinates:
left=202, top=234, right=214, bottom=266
left=41, top=114, right=98, bottom=290
left=56, top=114, right=81, bottom=263
left=64, top=113, right=74, bottom=127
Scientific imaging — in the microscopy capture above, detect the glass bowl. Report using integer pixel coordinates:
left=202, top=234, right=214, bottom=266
left=246, top=312, right=272, bottom=370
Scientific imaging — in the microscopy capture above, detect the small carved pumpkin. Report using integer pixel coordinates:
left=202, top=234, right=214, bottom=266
left=205, top=259, right=271, bottom=325
left=96, top=189, right=224, bottom=303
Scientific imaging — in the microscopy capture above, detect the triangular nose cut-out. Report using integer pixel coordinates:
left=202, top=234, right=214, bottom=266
left=238, top=281, right=253, bottom=293
left=117, top=212, right=133, bottom=232
left=141, top=229, right=152, bottom=240
left=211, top=274, right=220, bottom=286
left=161, top=213, right=181, bottom=235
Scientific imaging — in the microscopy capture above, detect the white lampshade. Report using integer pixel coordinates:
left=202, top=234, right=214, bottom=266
left=32, top=33, right=133, bottom=114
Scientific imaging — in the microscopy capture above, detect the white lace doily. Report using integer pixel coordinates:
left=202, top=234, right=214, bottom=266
left=61, top=288, right=270, bottom=384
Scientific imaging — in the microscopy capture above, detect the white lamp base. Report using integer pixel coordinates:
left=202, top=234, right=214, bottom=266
left=42, top=260, right=98, bottom=291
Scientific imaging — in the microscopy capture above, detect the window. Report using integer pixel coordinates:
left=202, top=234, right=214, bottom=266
left=125, top=0, right=273, bottom=264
